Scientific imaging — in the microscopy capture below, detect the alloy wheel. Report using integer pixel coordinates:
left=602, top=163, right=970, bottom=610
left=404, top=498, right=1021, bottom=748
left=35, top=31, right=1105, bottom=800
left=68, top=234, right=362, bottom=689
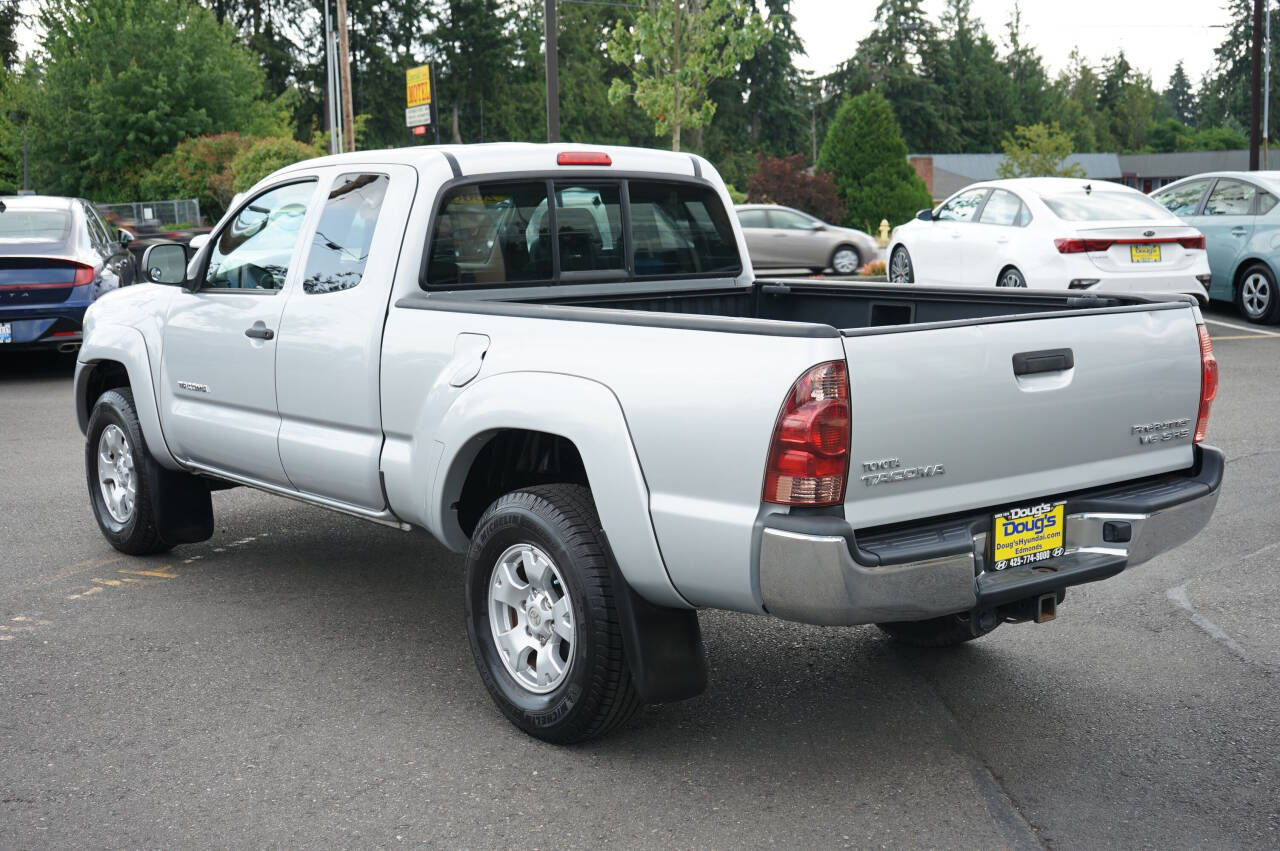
left=832, top=248, right=860, bottom=275
left=890, top=248, right=912, bottom=283
left=97, top=424, right=136, bottom=524
left=1241, top=271, right=1272, bottom=320
left=488, top=543, right=575, bottom=694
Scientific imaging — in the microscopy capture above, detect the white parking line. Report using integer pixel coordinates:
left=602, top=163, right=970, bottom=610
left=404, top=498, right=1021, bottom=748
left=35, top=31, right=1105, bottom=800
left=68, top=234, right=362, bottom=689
left=1202, top=317, right=1280, bottom=337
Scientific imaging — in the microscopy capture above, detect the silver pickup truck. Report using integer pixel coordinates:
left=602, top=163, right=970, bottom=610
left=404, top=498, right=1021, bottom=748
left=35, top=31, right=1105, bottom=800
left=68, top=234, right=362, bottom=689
left=75, top=144, right=1222, bottom=743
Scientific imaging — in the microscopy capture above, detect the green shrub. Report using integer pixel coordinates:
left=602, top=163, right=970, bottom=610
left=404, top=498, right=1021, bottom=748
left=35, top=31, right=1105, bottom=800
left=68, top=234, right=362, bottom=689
left=816, top=91, right=931, bottom=232
left=139, top=132, right=252, bottom=223
left=230, top=137, right=322, bottom=193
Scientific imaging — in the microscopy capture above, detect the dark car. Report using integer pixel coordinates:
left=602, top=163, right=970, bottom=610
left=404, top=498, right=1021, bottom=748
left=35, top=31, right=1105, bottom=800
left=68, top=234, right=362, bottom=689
left=0, top=195, right=137, bottom=352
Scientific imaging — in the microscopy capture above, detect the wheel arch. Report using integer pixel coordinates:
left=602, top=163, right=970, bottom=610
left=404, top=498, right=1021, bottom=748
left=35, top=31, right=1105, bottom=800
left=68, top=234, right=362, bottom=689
left=74, top=324, right=179, bottom=469
left=1232, top=256, right=1278, bottom=298
left=427, top=371, right=689, bottom=609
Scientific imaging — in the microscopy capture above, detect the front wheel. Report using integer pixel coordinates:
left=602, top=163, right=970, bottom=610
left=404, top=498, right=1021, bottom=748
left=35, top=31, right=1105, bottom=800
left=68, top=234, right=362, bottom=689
left=830, top=245, right=862, bottom=275
left=889, top=246, right=914, bottom=283
left=465, top=484, right=641, bottom=743
left=85, top=388, right=171, bottom=555
left=1236, top=263, right=1280, bottom=324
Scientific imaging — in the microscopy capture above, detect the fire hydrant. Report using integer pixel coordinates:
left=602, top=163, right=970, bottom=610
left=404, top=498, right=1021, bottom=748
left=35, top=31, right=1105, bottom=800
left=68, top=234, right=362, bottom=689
left=877, top=219, right=890, bottom=247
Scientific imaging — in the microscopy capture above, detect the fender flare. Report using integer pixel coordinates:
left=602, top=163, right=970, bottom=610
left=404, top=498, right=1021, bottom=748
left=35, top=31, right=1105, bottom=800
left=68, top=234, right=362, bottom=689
left=74, top=323, right=179, bottom=470
left=430, top=371, right=689, bottom=610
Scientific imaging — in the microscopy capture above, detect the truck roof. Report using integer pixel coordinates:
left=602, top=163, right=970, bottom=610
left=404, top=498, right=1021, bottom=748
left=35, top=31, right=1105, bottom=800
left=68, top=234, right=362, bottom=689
left=279, top=143, right=710, bottom=182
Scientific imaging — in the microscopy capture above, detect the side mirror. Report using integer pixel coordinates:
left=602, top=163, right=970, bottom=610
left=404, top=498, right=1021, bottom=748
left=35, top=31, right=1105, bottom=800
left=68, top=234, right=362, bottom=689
left=141, top=242, right=189, bottom=286
left=915, top=209, right=934, bottom=222
left=188, top=233, right=210, bottom=252
left=810, top=222, right=827, bottom=231
left=118, top=228, right=134, bottom=246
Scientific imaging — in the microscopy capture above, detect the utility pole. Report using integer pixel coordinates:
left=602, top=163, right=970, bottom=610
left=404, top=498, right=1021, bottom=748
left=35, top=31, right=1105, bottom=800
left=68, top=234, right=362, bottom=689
left=1251, top=0, right=1263, bottom=170
left=545, top=0, right=559, bottom=142
left=336, top=0, right=356, bottom=153
left=1267, top=0, right=1272, bottom=168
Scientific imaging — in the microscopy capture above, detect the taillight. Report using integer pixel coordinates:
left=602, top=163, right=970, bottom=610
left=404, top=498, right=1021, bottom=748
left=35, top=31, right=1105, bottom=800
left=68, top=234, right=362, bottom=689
left=72, top=263, right=95, bottom=285
left=762, top=361, right=850, bottom=506
left=1179, top=235, right=1206, bottom=250
left=1055, top=238, right=1114, bottom=254
left=556, top=151, right=612, bottom=166
left=1194, top=324, right=1217, bottom=443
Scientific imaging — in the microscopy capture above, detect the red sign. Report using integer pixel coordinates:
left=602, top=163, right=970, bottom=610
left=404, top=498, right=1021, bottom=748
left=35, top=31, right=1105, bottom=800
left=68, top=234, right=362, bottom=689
left=412, top=125, right=427, bottom=136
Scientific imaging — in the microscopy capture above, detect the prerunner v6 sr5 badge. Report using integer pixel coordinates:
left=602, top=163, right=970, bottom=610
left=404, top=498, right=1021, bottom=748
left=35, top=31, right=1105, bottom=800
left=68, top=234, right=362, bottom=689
left=991, top=501, right=1066, bottom=571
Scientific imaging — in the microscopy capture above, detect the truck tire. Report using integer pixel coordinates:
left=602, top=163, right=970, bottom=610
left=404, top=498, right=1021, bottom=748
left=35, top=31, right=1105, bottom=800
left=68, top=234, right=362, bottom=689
left=465, top=484, right=641, bottom=743
left=85, top=388, right=172, bottom=556
left=876, top=613, right=995, bottom=648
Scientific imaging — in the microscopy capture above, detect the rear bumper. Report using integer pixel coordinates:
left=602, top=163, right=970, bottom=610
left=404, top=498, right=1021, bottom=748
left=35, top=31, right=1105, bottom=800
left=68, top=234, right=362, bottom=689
left=1, top=286, right=92, bottom=348
left=758, top=446, right=1223, bottom=626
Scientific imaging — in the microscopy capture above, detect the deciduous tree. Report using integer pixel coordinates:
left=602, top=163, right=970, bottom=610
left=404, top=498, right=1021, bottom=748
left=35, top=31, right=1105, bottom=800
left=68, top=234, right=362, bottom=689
left=746, top=153, right=843, bottom=223
left=996, top=123, right=1085, bottom=178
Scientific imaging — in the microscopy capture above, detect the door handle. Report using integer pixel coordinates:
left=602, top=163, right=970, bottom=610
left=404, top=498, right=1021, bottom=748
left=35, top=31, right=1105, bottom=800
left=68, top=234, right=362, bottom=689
left=996, top=237, right=1010, bottom=244
left=1012, top=348, right=1074, bottom=376
left=1231, top=227, right=1247, bottom=236
left=244, top=322, right=275, bottom=340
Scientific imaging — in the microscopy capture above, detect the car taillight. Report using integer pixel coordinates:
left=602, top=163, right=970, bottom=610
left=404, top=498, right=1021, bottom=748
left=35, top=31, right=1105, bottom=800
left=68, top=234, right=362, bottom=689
left=762, top=360, right=850, bottom=506
left=1054, top=238, right=1114, bottom=254
left=72, top=263, right=95, bottom=285
left=1195, top=324, right=1217, bottom=443
left=1179, top=235, right=1206, bottom=250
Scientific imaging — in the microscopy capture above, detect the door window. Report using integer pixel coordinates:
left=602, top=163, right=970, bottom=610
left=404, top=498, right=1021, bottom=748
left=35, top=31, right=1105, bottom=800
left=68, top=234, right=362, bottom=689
left=302, top=173, right=390, bottom=294
left=426, top=182, right=552, bottom=287
left=629, top=182, right=740, bottom=277
left=768, top=209, right=816, bottom=230
left=82, top=204, right=110, bottom=248
left=736, top=209, right=768, bottom=228
left=1203, top=180, right=1256, bottom=216
left=204, top=181, right=316, bottom=291
left=977, top=190, right=1023, bottom=226
left=1154, top=179, right=1210, bottom=215
left=936, top=189, right=987, bottom=222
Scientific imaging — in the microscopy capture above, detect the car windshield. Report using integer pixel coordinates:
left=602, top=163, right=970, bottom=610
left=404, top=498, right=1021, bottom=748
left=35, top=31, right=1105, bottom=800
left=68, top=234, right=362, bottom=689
left=1040, top=192, right=1176, bottom=222
left=0, top=209, right=72, bottom=240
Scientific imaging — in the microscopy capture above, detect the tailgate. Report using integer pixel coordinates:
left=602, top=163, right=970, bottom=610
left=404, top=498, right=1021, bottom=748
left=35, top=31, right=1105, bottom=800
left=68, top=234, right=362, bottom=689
left=841, top=303, right=1202, bottom=528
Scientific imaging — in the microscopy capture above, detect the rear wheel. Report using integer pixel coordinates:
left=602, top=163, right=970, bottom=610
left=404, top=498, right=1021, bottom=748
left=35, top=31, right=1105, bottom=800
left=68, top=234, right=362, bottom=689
left=465, top=484, right=641, bottom=743
left=1236, top=262, right=1280, bottom=324
left=85, top=388, right=171, bottom=555
left=830, top=244, right=861, bottom=275
left=997, top=266, right=1027, bottom=288
left=889, top=246, right=914, bottom=283
left=876, top=613, right=996, bottom=648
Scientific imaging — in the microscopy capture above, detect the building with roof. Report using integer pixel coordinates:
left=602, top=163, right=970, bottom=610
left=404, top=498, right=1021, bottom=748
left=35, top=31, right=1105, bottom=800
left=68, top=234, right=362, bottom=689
left=909, top=150, right=1259, bottom=200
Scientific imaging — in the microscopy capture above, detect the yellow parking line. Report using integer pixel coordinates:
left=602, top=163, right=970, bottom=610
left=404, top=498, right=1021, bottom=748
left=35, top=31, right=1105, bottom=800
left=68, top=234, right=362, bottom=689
left=1210, top=334, right=1278, bottom=341
left=118, top=568, right=177, bottom=579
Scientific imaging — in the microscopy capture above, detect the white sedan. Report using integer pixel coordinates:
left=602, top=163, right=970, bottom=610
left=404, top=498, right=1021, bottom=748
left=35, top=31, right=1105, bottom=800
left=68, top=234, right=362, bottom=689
left=887, top=177, right=1211, bottom=300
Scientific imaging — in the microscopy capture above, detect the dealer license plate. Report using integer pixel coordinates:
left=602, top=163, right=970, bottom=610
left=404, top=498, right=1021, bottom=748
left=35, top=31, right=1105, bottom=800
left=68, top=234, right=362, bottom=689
left=991, top=501, right=1065, bottom=570
left=0, top=322, right=10, bottom=344
left=1130, top=244, right=1161, bottom=263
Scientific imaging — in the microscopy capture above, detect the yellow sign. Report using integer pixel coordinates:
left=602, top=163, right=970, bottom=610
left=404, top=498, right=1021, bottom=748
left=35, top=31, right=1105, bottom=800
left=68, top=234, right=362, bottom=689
left=406, top=66, right=432, bottom=108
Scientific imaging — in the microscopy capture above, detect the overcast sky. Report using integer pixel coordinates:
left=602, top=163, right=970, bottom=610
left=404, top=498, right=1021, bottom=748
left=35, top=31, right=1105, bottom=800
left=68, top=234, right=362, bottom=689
left=790, top=0, right=1239, bottom=87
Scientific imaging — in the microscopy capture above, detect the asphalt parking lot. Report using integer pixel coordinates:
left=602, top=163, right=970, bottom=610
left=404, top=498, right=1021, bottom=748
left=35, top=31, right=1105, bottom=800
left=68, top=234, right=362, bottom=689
left=1, top=303, right=1277, bottom=848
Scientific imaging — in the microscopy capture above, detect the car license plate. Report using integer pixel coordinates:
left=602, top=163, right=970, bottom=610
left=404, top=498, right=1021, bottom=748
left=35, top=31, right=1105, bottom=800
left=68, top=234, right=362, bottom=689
left=1130, top=244, right=1161, bottom=263
left=991, top=501, right=1065, bottom=570
left=0, top=322, right=10, bottom=344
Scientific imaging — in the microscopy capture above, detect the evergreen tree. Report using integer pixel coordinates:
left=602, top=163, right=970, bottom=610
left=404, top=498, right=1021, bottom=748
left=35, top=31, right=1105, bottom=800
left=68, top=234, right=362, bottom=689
left=1001, top=2, right=1052, bottom=127
left=816, top=91, right=931, bottom=231
left=936, top=0, right=1015, bottom=152
left=1165, top=60, right=1196, bottom=127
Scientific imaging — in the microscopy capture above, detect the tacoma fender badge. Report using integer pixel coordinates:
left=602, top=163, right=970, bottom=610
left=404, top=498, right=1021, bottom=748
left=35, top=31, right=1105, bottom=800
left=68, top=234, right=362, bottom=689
left=177, top=381, right=209, bottom=393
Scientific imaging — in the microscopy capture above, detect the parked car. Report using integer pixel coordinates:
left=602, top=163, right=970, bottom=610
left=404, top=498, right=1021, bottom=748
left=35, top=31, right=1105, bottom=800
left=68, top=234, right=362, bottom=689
left=888, top=177, right=1211, bottom=300
left=1151, top=171, right=1280, bottom=324
left=0, top=195, right=136, bottom=351
left=735, top=203, right=878, bottom=274
left=75, top=145, right=1221, bottom=743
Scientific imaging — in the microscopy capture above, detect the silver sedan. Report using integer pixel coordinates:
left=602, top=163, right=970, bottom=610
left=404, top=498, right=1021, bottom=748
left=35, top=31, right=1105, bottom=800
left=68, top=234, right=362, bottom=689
left=735, top=204, right=879, bottom=275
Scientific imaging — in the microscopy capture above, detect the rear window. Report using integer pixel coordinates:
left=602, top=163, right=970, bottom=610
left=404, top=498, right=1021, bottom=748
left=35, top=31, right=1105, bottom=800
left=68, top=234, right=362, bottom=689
left=1041, top=191, right=1175, bottom=222
left=0, top=209, right=71, bottom=240
left=423, top=178, right=741, bottom=289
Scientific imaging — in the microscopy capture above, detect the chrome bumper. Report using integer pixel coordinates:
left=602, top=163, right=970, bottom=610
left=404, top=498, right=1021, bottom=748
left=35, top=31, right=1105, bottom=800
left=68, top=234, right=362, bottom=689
left=758, top=454, right=1222, bottom=627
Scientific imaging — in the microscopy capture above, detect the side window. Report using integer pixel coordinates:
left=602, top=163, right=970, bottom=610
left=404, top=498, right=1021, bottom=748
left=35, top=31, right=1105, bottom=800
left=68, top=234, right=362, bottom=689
left=1155, top=179, right=1210, bottom=215
left=736, top=209, right=768, bottom=228
left=82, top=204, right=109, bottom=247
left=1259, top=192, right=1278, bottom=215
left=936, top=189, right=987, bottom=222
left=426, top=181, right=551, bottom=287
left=555, top=183, right=624, bottom=273
left=205, top=181, right=315, bottom=291
left=978, top=190, right=1022, bottom=226
left=769, top=209, right=815, bottom=230
left=1203, top=180, right=1256, bottom=216
left=302, top=173, right=390, bottom=294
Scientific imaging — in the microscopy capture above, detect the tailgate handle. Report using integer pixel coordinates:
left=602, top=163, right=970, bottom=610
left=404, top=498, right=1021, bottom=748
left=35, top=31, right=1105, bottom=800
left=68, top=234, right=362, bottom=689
left=1012, top=348, right=1074, bottom=376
